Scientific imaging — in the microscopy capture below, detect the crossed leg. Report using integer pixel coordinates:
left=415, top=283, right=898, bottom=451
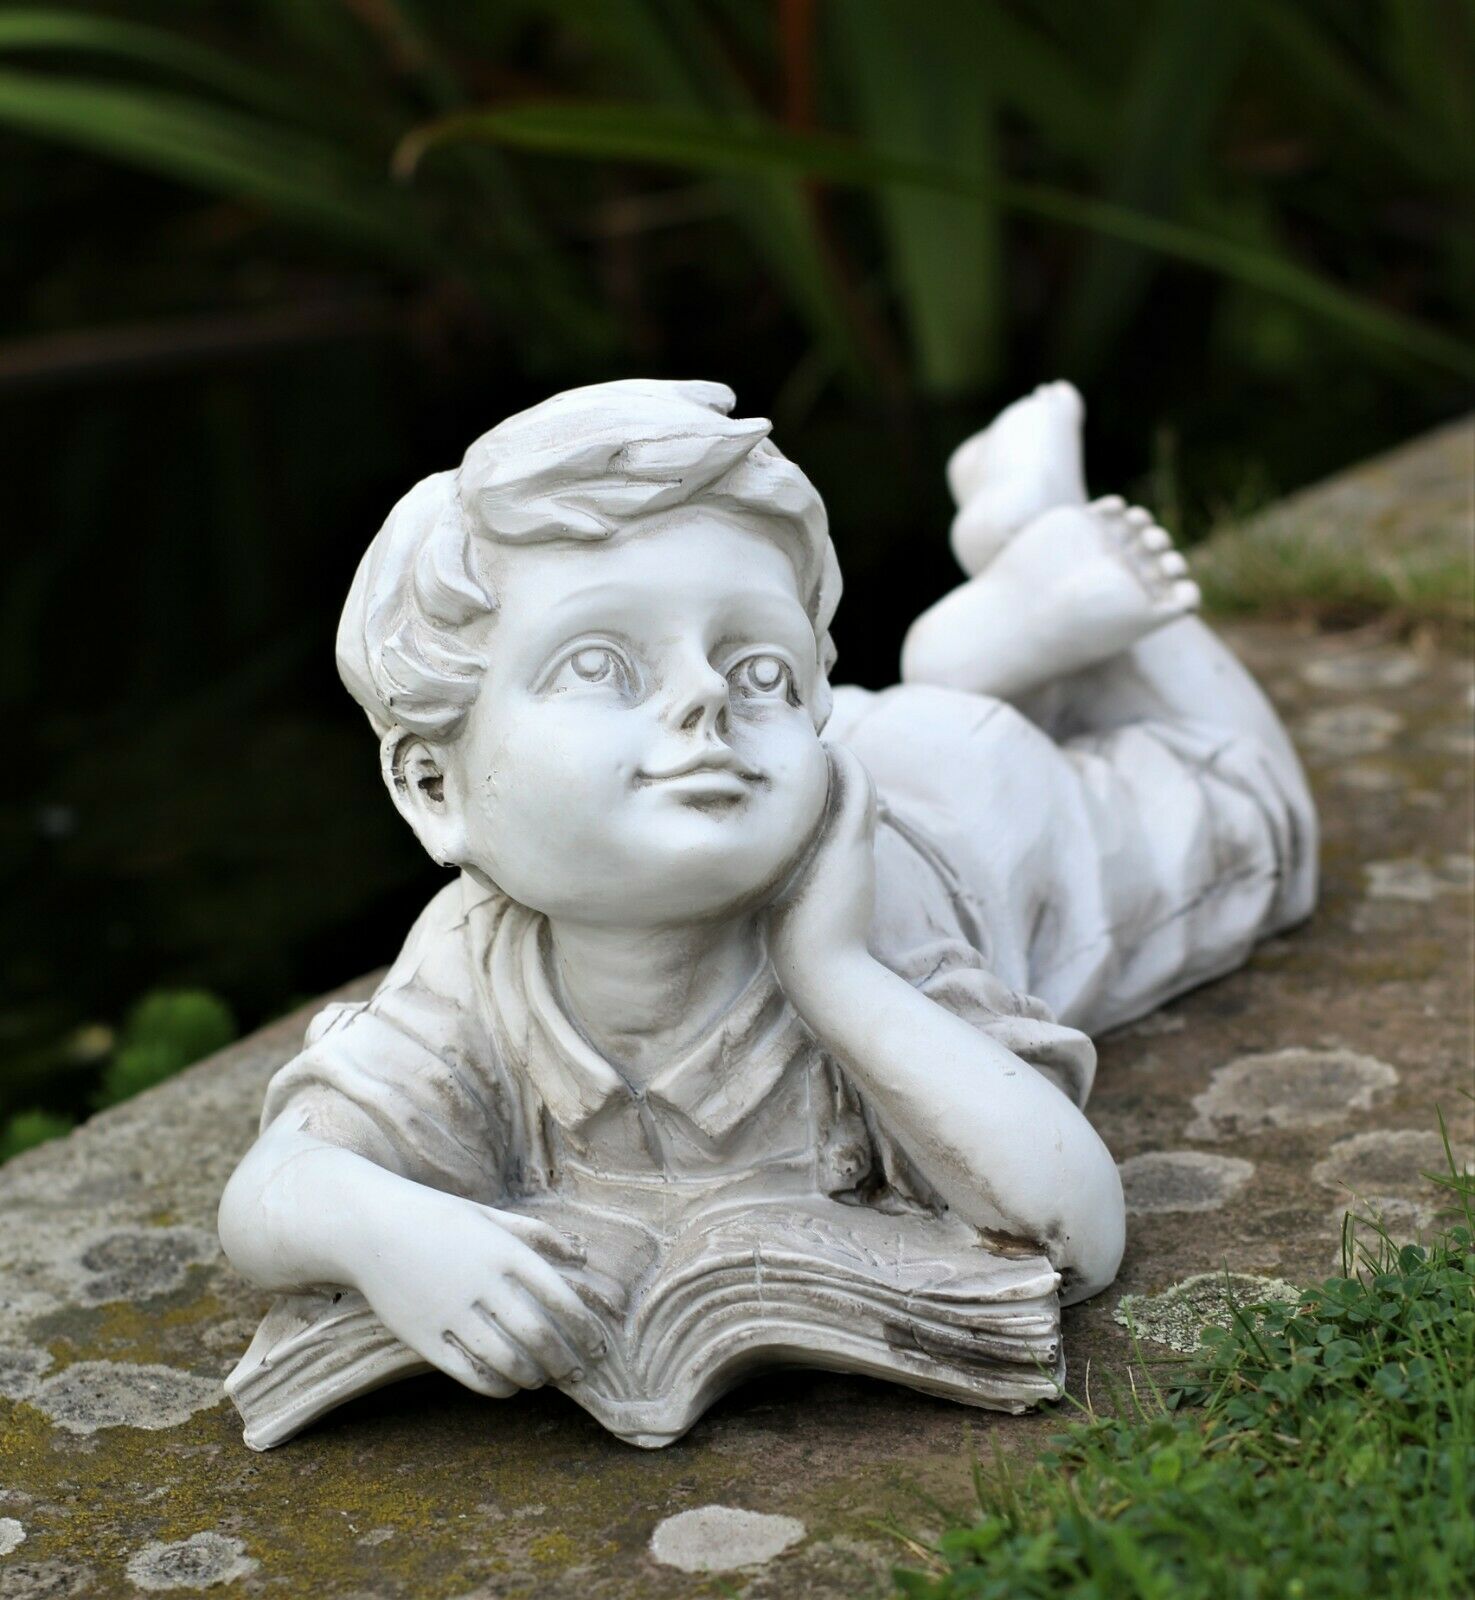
left=901, top=491, right=1201, bottom=704
left=897, top=382, right=1317, bottom=998
left=902, top=383, right=1301, bottom=776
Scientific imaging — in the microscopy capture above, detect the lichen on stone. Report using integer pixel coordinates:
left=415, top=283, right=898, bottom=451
left=74, top=1227, right=219, bottom=1306
left=1364, top=855, right=1474, bottom=902
left=125, top=1532, right=258, bottom=1592
left=0, top=1347, right=52, bottom=1403
left=1114, top=1273, right=1302, bottom=1353
left=1186, top=1048, right=1398, bottom=1141
left=0, top=1559, right=94, bottom=1598
left=1313, top=1128, right=1469, bottom=1199
left=1118, top=1151, right=1254, bottom=1215
left=1297, top=703, right=1404, bottom=759
left=27, top=1360, right=222, bottom=1435
left=1300, top=648, right=1425, bottom=693
left=649, top=1505, right=806, bottom=1573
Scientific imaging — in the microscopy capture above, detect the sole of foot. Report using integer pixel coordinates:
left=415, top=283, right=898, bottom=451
left=904, top=497, right=1201, bottom=701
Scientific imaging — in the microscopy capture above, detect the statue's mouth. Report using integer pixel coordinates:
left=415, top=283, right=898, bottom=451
left=635, top=767, right=762, bottom=803
left=635, top=750, right=765, bottom=789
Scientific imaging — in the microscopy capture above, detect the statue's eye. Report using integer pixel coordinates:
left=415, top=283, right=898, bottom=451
left=570, top=647, right=616, bottom=682
left=550, top=643, right=635, bottom=695
left=730, top=653, right=793, bottom=700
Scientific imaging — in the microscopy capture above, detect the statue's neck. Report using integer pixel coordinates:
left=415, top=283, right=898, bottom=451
left=545, top=914, right=764, bottom=1084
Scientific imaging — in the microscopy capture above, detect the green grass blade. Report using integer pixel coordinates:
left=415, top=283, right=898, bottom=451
left=830, top=0, right=1003, bottom=395
left=0, top=68, right=419, bottom=258
left=1249, top=0, right=1471, bottom=184
left=399, top=101, right=1475, bottom=381
left=965, top=6, right=1108, bottom=163
left=0, top=6, right=305, bottom=120
left=478, top=0, right=875, bottom=387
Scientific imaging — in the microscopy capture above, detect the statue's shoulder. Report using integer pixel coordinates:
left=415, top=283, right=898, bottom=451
left=348, top=874, right=509, bottom=1044
left=389, top=874, right=500, bottom=965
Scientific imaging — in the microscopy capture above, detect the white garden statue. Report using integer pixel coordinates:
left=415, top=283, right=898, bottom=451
left=218, top=379, right=1316, bottom=1450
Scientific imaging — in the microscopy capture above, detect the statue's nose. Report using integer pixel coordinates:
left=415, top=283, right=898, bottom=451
left=666, top=659, right=731, bottom=739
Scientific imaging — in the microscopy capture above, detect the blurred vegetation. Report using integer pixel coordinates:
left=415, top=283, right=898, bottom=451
left=2, top=0, right=1471, bottom=1134
left=0, top=986, right=236, bottom=1157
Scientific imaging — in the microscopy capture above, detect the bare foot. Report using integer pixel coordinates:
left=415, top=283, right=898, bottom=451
left=901, top=496, right=1200, bottom=701
left=946, top=380, right=1087, bottom=577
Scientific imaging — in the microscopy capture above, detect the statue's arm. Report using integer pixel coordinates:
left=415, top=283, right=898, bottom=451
left=218, top=1114, right=412, bottom=1294
left=769, top=746, right=1124, bottom=1303
left=218, top=1103, right=606, bottom=1393
left=793, top=953, right=1122, bottom=1301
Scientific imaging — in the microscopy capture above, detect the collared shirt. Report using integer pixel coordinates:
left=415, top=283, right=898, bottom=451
left=261, top=681, right=1310, bottom=1213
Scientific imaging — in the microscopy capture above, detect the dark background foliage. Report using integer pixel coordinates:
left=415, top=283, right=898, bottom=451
left=2, top=0, right=1471, bottom=1128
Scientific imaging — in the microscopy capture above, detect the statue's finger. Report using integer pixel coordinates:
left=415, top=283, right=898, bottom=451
left=441, top=1330, right=521, bottom=1398
left=491, top=1210, right=587, bottom=1264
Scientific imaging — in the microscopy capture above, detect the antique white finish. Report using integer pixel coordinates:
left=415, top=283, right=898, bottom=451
left=218, top=378, right=1316, bottom=1448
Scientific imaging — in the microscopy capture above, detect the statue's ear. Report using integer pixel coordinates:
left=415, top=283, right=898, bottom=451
left=381, top=730, right=465, bottom=868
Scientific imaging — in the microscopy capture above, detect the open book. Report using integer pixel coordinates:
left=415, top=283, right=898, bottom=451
left=226, top=1195, right=1063, bottom=1450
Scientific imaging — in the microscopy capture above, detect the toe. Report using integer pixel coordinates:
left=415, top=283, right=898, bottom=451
left=1160, top=550, right=1189, bottom=579
left=1137, top=524, right=1172, bottom=552
left=1169, top=578, right=1201, bottom=612
left=1125, top=506, right=1153, bottom=529
left=1091, top=493, right=1126, bottom=515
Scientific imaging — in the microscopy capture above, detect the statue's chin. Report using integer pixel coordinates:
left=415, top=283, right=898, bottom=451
left=464, top=816, right=809, bottom=928
left=519, top=863, right=790, bottom=933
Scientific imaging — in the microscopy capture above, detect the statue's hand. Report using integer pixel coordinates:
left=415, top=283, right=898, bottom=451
left=764, top=743, right=878, bottom=1017
left=349, top=1186, right=607, bottom=1398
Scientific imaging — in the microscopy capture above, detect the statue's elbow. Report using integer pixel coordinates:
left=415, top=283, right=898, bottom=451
left=216, top=1139, right=289, bottom=1290
left=216, top=1156, right=261, bottom=1283
left=1057, top=1166, right=1126, bottom=1307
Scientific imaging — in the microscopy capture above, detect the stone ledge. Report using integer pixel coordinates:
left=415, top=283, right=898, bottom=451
left=1196, top=413, right=1473, bottom=624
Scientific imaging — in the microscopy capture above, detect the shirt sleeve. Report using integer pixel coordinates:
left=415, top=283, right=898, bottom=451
left=258, top=879, right=509, bottom=1201
left=893, top=938, right=1097, bottom=1107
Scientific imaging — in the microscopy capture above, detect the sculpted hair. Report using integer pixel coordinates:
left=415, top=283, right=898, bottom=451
left=336, top=378, right=841, bottom=741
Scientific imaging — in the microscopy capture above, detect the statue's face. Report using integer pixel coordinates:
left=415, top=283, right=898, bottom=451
left=442, top=508, right=830, bottom=926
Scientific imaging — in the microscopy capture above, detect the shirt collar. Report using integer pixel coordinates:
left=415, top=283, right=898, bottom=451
left=476, top=895, right=812, bottom=1140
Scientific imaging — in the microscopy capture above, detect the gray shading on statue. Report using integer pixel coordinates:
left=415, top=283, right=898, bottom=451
left=217, top=379, right=1317, bottom=1449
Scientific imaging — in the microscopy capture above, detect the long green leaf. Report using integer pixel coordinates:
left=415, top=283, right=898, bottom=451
left=0, top=7, right=313, bottom=123
left=0, top=68, right=420, bottom=258
left=397, top=102, right=1475, bottom=381
left=831, top=1, right=1003, bottom=395
left=528, top=0, right=870, bottom=386
left=1248, top=0, right=1470, bottom=185
left=1057, top=0, right=1244, bottom=377
left=963, top=6, right=1109, bottom=164
left=1384, top=0, right=1475, bottom=154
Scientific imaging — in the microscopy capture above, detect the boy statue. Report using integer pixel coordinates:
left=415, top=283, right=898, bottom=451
left=219, top=379, right=1316, bottom=1449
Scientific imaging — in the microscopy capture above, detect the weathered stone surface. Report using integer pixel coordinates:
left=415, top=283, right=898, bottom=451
left=1195, top=414, right=1474, bottom=625
left=1312, top=1129, right=1465, bottom=1202
left=2, top=424, right=1472, bottom=1598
